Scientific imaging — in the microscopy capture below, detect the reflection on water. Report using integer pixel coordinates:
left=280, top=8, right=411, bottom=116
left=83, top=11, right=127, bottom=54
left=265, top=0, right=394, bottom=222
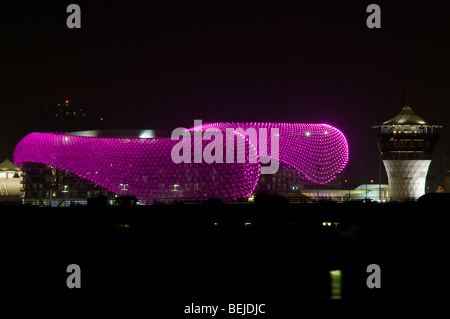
left=329, top=270, right=342, bottom=299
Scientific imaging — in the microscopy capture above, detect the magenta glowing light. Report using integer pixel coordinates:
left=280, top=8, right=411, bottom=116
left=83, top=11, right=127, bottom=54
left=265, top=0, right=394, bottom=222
left=189, top=123, right=349, bottom=184
left=13, top=123, right=348, bottom=203
left=13, top=132, right=260, bottom=203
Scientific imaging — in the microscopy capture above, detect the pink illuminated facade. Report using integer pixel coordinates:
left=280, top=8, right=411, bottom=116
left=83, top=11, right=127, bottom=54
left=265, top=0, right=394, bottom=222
left=13, top=123, right=348, bottom=204
left=189, top=123, right=349, bottom=184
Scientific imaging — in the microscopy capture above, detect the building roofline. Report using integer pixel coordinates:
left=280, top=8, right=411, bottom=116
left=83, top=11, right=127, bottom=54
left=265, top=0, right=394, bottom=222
left=373, top=105, right=442, bottom=128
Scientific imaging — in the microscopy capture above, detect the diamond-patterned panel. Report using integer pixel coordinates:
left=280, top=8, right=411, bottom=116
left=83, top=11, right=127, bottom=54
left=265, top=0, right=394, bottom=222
left=383, top=159, right=431, bottom=200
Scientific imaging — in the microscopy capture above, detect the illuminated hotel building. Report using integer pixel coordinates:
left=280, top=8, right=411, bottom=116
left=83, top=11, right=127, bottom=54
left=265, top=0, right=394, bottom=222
left=373, top=106, right=442, bottom=201
left=14, top=123, right=349, bottom=205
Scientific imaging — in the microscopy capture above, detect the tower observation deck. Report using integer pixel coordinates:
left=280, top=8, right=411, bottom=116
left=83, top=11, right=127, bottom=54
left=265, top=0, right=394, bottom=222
left=372, top=105, right=442, bottom=201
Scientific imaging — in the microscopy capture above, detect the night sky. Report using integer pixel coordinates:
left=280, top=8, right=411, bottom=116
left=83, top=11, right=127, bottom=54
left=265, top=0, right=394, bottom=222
left=2, top=1, right=450, bottom=187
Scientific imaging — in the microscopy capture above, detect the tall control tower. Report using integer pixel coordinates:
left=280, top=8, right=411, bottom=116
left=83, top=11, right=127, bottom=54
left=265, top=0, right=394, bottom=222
left=373, top=106, right=442, bottom=201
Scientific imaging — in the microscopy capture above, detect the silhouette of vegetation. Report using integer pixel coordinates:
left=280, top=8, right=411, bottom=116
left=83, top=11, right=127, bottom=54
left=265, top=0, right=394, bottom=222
left=202, top=198, right=225, bottom=207
left=116, top=195, right=138, bottom=206
left=418, top=192, right=450, bottom=204
left=254, top=192, right=289, bottom=206
left=3, top=200, right=446, bottom=303
left=87, top=194, right=108, bottom=207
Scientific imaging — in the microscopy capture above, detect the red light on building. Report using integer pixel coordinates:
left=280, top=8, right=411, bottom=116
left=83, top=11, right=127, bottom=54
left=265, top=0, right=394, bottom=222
left=100, top=117, right=103, bottom=121
left=65, top=100, right=69, bottom=104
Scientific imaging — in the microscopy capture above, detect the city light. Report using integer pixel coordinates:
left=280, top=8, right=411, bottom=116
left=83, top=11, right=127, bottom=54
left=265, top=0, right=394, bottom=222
left=139, top=130, right=155, bottom=138
left=329, top=270, right=342, bottom=299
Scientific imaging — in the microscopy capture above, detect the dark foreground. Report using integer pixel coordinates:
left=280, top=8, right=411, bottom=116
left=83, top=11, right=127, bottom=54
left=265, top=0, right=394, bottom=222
left=1, top=201, right=448, bottom=315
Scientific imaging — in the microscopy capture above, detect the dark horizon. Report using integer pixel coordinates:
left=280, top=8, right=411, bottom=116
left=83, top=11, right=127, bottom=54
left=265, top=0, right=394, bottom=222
left=2, top=1, right=449, bottom=188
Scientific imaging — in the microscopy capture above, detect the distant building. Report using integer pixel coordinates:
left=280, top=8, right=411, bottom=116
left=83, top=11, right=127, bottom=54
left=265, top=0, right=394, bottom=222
left=353, top=184, right=389, bottom=201
left=0, top=159, right=22, bottom=202
left=254, top=163, right=306, bottom=195
left=32, top=99, right=104, bottom=133
left=298, top=184, right=388, bottom=202
left=20, top=162, right=115, bottom=206
left=373, top=105, right=442, bottom=201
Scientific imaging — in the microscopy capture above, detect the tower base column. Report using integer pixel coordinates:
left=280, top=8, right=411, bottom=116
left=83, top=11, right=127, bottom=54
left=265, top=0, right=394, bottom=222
left=383, top=159, right=431, bottom=201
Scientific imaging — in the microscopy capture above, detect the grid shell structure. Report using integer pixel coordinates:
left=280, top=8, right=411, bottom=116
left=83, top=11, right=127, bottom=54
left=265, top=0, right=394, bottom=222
left=13, top=122, right=349, bottom=203
left=13, top=132, right=260, bottom=203
left=189, top=122, right=349, bottom=184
